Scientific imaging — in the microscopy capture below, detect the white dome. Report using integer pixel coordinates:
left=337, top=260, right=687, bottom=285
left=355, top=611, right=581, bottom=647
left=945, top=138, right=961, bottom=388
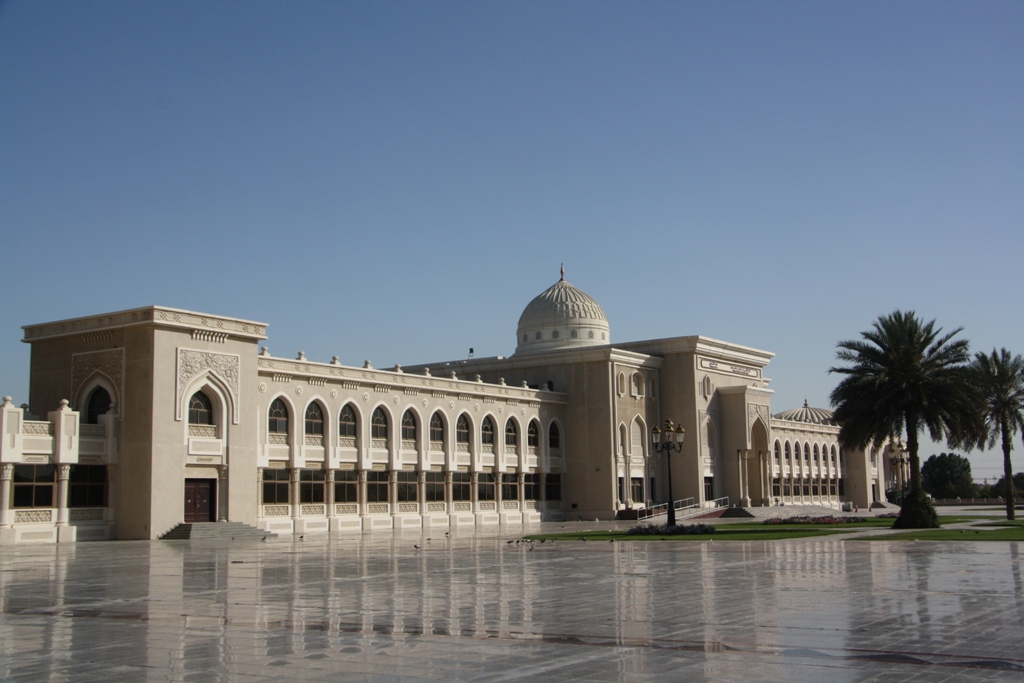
left=773, top=401, right=836, bottom=425
left=515, top=271, right=609, bottom=355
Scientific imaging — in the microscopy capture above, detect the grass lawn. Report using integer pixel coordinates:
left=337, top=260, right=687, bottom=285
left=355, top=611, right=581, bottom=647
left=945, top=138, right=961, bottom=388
left=858, top=527, right=1024, bottom=541
left=524, top=516, right=1007, bottom=543
left=975, top=519, right=1024, bottom=528
left=525, top=528, right=855, bottom=542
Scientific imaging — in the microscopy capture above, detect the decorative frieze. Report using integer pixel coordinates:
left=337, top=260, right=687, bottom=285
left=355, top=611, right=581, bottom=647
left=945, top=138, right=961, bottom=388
left=188, top=424, right=217, bottom=438
left=191, top=330, right=228, bottom=343
left=80, top=424, right=105, bottom=438
left=15, top=510, right=53, bottom=524
left=81, top=331, right=112, bottom=345
left=69, top=508, right=105, bottom=522
left=23, top=421, right=54, bottom=436
left=698, top=356, right=760, bottom=379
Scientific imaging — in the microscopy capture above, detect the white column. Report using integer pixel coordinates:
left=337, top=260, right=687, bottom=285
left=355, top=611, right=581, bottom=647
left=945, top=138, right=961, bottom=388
left=326, top=470, right=335, bottom=519
left=1, top=464, right=13, bottom=528
left=56, top=464, right=71, bottom=526
left=290, top=468, right=300, bottom=519
left=217, top=465, right=228, bottom=522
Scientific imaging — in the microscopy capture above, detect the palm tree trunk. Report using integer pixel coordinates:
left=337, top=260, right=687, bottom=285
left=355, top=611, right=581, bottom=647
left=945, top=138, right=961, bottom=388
left=1001, top=419, right=1015, bottom=521
left=906, top=412, right=921, bottom=494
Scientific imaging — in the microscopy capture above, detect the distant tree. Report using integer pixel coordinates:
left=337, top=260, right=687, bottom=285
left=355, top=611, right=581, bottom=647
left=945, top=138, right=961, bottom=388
left=921, top=453, right=975, bottom=499
left=991, top=473, right=1024, bottom=502
left=970, top=349, right=1024, bottom=520
left=830, top=311, right=983, bottom=528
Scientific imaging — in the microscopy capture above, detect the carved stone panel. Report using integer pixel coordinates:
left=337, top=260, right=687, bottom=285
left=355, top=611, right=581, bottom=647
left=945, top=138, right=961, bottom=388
left=176, top=349, right=240, bottom=423
left=71, top=349, right=125, bottom=408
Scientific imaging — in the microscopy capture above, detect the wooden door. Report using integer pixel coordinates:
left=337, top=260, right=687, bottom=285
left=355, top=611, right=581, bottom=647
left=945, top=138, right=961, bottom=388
left=184, top=479, right=215, bottom=523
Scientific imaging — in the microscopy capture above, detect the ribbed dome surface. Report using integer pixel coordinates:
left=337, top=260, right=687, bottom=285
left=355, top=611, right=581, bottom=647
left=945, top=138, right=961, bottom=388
left=773, top=400, right=836, bottom=425
left=515, top=271, right=610, bottom=355
left=517, top=279, right=608, bottom=329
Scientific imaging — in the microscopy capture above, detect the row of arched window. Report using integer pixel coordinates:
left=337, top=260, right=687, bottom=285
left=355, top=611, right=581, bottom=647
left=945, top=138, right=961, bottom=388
left=264, top=398, right=561, bottom=449
left=773, top=441, right=842, bottom=468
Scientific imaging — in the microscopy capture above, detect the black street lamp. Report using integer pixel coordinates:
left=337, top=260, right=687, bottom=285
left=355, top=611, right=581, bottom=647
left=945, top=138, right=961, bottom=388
left=652, top=419, right=685, bottom=526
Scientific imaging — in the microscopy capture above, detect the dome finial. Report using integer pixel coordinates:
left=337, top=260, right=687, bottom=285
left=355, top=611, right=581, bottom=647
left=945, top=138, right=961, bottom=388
left=803, top=399, right=809, bottom=408
left=560, top=263, right=565, bottom=281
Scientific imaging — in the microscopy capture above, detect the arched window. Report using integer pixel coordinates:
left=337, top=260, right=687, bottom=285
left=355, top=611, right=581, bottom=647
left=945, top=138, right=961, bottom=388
left=813, top=444, right=819, bottom=464
left=552, top=330, right=559, bottom=339
left=588, top=330, right=594, bottom=339
left=456, top=415, right=470, bottom=444
left=535, top=331, right=541, bottom=340
left=548, top=422, right=560, bottom=449
left=632, top=373, right=644, bottom=397
left=774, top=441, right=781, bottom=462
left=188, top=392, right=213, bottom=425
left=630, top=419, right=643, bottom=456
left=269, top=399, right=289, bottom=434
left=401, top=410, right=417, bottom=440
left=617, top=373, right=626, bottom=394
left=429, top=412, right=444, bottom=442
left=619, top=423, right=627, bottom=455
left=84, top=387, right=111, bottom=425
left=481, top=417, right=495, bottom=445
left=523, top=334, right=528, bottom=343
left=830, top=445, right=837, bottom=463
left=785, top=442, right=792, bottom=461
left=304, top=403, right=324, bottom=435
left=528, top=420, right=539, bottom=447
left=505, top=419, right=518, bottom=447
left=371, top=408, right=388, bottom=439
left=339, top=405, right=357, bottom=437
left=571, top=329, right=578, bottom=339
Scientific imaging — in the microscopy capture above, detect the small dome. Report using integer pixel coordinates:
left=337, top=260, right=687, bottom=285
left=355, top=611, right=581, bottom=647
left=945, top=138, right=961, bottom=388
left=515, top=268, right=609, bottom=355
left=773, top=400, right=836, bottom=425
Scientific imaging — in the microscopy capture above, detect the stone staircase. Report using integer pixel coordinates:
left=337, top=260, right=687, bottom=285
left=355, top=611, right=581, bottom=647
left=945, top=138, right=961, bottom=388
left=160, top=521, right=273, bottom=541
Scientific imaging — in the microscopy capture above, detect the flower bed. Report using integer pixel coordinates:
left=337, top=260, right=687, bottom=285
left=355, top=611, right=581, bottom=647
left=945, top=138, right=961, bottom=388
left=763, top=515, right=867, bottom=525
left=628, top=523, right=716, bottom=536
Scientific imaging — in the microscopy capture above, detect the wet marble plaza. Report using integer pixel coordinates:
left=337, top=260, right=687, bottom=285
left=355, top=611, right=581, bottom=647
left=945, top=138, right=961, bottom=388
left=1, top=525, right=1023, bottom=682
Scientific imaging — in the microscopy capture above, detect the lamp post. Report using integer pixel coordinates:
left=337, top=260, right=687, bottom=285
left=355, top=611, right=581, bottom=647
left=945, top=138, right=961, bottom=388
left=651, top=419, right=685, bottom=526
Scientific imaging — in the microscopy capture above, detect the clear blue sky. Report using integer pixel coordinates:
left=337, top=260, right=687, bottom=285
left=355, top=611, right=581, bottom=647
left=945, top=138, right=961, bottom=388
left=2, top=1, right=1021, bottom=480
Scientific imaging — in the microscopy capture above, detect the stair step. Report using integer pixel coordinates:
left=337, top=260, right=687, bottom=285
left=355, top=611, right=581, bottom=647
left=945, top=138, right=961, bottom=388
left=160, top=522, right=274, bottom=541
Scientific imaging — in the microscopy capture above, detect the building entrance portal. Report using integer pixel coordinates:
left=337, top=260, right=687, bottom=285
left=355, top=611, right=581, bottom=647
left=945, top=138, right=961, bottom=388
left=184, top=479, right=216, bottom=523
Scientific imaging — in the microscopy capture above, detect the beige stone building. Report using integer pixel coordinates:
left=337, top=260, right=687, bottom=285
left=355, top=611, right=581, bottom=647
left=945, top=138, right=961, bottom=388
left=0, top=274, right=891, bottom=544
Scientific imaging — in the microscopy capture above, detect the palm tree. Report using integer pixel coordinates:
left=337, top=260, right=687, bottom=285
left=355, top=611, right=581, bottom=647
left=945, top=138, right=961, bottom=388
left=829, top=311, right=982, bottom=528
left=970, top=349, right=1024, bottom=521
